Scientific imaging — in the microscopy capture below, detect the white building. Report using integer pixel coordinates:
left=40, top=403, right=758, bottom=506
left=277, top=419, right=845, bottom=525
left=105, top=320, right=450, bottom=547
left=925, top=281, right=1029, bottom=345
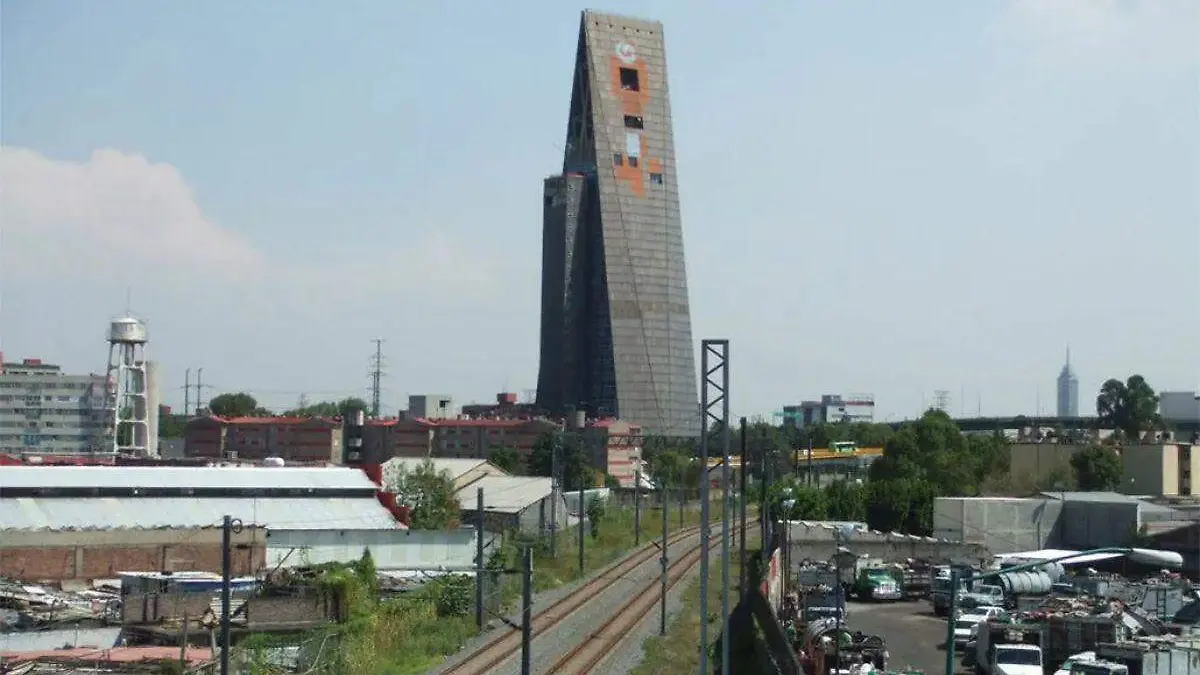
left=0, top=357, right=110, bottom=455
left=782, top=394, right=875, bottom=428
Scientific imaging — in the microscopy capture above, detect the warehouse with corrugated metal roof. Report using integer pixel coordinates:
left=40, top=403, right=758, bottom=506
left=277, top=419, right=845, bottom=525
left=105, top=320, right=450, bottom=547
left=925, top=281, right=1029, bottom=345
left=0, top=465, right=406, bottom=584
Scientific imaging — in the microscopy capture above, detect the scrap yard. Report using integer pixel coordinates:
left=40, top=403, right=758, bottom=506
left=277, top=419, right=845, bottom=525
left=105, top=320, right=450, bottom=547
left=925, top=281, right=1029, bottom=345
left=772, top=524, right=1200, bottom=675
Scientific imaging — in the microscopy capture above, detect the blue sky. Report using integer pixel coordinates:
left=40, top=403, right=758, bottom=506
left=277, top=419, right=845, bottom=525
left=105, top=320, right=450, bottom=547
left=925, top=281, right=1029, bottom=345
left=2, top=0, right=1197, bottom=421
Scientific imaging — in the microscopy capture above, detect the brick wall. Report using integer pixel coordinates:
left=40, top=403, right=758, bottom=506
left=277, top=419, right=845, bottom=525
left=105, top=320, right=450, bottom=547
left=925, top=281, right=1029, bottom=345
left=245, top=595, right=334, bottom=627
left=123, top=592, right=334, bottom=627
left=123, top=592, right=214, bottom=624
left=0, top=543, right=264, bottom=583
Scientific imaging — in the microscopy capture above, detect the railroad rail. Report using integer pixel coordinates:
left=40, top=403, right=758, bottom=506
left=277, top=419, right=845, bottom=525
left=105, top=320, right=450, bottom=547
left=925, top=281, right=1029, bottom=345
left=441, top=524, right=706, bottom=675
left=546, top=522, right=750, bottom=675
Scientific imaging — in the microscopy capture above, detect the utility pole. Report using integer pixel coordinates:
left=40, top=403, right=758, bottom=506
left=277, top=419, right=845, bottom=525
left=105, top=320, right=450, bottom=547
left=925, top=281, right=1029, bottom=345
left=550, top=433, right=560, bottom=558
left=699, top=338, right=730, bottom=675
left=578, top=482, right=586, bottom=575
left=184, top=369, right=191, bottom=420
left=219, top=515, right=241, bottom=675
left=195, top=368, right=205, bottom=416
left=739, top=417, right=748, bottom=593
left=475, top=488, right=485, bottom=632
left=719, top=354, right=733, bottom=675
left=635, top=467, right=642, bottom=546
left=660, top=483, right=669, bottom=636
left=521, top=545, right=533, bottom=675
left=369, top=339, right=385, bottom=418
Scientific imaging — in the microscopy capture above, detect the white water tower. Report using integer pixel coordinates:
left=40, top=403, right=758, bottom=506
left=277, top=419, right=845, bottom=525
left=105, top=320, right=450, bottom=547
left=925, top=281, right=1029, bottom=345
left=106, top=317, right=158, bottom=456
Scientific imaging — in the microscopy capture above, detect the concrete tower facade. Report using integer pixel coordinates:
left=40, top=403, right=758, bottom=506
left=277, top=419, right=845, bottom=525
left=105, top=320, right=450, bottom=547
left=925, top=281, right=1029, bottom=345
left=536, top=11, right=699, bottom=437
left=1056, top=347, right=1080, bottom=418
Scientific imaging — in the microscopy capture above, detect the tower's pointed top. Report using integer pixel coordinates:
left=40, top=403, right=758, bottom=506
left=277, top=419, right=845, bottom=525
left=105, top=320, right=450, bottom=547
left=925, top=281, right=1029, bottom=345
left=1066, top=345, right=1071, bottom=367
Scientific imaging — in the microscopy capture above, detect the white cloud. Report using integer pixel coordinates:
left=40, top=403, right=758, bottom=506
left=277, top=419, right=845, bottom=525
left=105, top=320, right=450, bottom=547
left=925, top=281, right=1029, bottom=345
left=992, top=0, right=1200, bottom=71
left=0, top=147, right=264, bottom=280
left=0, top=146, right=512, bottom=313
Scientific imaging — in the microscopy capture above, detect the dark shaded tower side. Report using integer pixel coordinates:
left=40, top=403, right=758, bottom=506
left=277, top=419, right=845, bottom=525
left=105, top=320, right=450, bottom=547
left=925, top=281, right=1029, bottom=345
left=536, top=11, right=699, bottom=437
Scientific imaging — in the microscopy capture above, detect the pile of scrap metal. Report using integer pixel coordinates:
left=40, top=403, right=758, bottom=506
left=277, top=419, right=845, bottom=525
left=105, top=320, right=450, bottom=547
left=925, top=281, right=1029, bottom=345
left=963, top=595, right=1154, bottom=674
left=800, top=618, right=889, bottom=675
left=0, top=578, right=120, bottom=631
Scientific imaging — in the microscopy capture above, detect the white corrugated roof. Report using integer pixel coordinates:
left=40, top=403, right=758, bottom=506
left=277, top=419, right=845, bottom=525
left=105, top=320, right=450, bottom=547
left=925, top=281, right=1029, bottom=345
left=457, top=476, right=552, bottom=514
left=0, top=466, right=377, bottom=491
left=382, top=458, right=489, bottom=480
left=0, top=496, right=403, bottom=531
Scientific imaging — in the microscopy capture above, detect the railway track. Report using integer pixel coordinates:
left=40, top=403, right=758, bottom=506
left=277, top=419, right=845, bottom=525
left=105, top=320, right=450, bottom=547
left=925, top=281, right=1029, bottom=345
left=441, top=524, right=705, bottom=675
left=545, top=523, right=748, bottom=675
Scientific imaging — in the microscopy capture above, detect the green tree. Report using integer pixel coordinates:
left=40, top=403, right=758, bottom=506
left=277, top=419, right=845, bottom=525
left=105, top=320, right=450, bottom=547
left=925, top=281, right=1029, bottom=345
left=488, top=447, right=521, bottom=474
left=767, top=479, right=827, bottom=520
left=1069, top=445, right=1123, bottom=491
left=586, top=496, right=605, bottom=539
left=824, top=480, right=867, bottom=522
left=1097, top=375, right=1161, bottom=440
left=158, top=405, right=187, bottom=438
left=648, top=449, right=690, bottom=489
left=868, top=410, right=1006, bottom=497
left=864, top=478, right=935, bottom=535
left=383, top=459, right=461, bottom=529
left=281, top=397, right=370, bottom=419
left=528, top=431, right=593, bottom=490
left=208, top=392, right=269, bottom=417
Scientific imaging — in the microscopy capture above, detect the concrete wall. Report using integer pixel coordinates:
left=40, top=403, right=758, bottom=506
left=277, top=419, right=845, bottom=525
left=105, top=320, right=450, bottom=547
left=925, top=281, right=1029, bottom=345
left=785, top=521, right=990, bottom=564
left=0, top=527, right=264, bottom=583
left=934, top=497, right=1062, bottom=554
left=1008, top=443, right=1085, bottom=483
left=934, top=496, right=1144, bottom=554
left=265, top=528, right=497, bottom=571
left=1059, top=500, right=1140, bottom=550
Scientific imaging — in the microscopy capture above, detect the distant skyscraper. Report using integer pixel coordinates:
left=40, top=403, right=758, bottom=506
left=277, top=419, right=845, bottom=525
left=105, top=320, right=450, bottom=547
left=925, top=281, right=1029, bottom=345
left=536, top=11, right=699, bottom=437
left=1056, top=347, right=1079, bottom=418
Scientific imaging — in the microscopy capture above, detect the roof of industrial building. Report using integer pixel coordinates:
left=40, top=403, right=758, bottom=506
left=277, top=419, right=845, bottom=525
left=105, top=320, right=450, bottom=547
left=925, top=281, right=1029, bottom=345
left=1038, top=491, right=1141, bottom=502
left=457, top=475, right=553, bottom=514
left=382, top=457, right=493, bottom=479
left=0, top=496, right=403, bottom=531
left=0, top=465, right=378, bottom=491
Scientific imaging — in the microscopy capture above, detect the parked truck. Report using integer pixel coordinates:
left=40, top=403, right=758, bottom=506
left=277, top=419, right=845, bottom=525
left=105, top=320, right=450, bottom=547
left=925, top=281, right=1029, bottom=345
left=1095, top=640, right=1200, bottom=675
left=971, top=616, right=1131, bottom=675
left=974, top=623, right=1044, bottom=675
left=853, top=566, right=903, bottom=601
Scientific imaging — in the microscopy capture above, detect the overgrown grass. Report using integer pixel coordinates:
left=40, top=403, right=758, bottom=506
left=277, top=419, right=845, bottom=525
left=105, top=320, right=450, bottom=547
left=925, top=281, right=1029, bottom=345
left=240, top=564, right=479, bottom=675
left=529, top=503, right=705, bottom=591
left=630, top=534, right=761, bottom=675
left=240, top=501, right=756, bottom=675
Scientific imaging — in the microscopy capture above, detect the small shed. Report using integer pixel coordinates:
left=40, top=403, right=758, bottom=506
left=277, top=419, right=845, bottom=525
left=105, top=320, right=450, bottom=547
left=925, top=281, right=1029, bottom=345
left=457, top=475, right=571, bottom=535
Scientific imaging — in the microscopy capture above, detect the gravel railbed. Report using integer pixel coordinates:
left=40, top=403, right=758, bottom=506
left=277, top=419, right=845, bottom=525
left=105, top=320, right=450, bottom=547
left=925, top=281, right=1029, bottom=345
left=427, top=529, right=700, bottom=675
left=589, top=548, right=699, bottom=675
left=496, top=528, right=708, bottom=675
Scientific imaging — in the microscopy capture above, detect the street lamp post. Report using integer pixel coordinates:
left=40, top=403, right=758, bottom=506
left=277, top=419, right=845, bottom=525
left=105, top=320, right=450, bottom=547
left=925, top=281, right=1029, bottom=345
left=943, top=547, right=1183, bottom=675
left=833, top=524, right=855, bottom=674
left=781, top=494, right=796, bottom=602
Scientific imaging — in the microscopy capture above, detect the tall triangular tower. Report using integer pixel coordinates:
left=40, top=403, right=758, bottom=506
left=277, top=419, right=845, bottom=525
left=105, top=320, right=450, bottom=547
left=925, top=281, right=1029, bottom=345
left=536, top=11, right=699, bottom=437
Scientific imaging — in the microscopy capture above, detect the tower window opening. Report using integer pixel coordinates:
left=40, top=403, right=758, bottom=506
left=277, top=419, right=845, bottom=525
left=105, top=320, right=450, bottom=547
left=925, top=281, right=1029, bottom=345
left=628, top=156, right=639, bottom=168
left=619, top=68, right=640, bottom=91
left=624, top=115, right=644, bottom=129
left=650, top=172, right=664, bottom=185
left=613, top=153, right=623, bottom=167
